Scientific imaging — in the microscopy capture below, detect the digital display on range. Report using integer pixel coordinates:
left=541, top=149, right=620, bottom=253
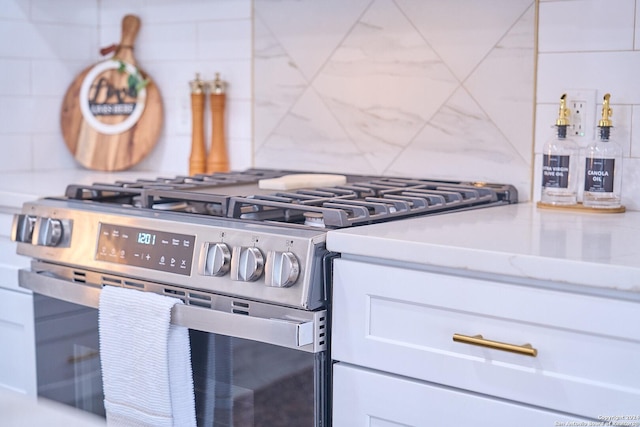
left=96, top=223, right=195, bottom=276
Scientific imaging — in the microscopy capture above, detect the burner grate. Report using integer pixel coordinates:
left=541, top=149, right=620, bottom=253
left=61, top=170, right=517, bottom=229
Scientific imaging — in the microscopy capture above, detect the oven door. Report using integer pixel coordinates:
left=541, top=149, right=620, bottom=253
left=19, top=264, right=330, bottom=427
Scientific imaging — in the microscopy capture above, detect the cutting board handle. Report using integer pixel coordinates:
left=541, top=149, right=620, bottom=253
left=115, top=15, right=140, bottom=64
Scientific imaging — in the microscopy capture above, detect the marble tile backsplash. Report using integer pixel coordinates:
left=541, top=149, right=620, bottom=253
left=2, top=0, right=639, bottom=210
left=254, top=0, right=536, bottom=201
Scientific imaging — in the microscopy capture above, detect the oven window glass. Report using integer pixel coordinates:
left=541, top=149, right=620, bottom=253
left=35, top=299, right=327, bottom=427
left=190, top=330, right=327, bottom=427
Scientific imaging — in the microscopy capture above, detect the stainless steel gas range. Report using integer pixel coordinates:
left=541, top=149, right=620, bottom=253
left=12, top=169, right=517, bottom=427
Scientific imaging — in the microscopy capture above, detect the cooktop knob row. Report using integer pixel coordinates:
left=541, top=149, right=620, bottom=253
left=202, top=242, right=300, bottom=286
left=11, top=214, right=68, bottom=247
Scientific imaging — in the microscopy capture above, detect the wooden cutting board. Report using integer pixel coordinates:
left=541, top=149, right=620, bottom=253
left=61, top=15, right=163, bottom=171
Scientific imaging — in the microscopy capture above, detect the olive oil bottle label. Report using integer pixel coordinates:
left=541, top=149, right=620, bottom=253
left=542, top=154, right=570, bottom=188
left=584, top=158, right=615, bottom=193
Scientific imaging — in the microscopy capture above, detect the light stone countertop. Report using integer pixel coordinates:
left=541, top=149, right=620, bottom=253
left=1, top=170, right=638, bottom=297
left=326, top=202, right=640, bottom=297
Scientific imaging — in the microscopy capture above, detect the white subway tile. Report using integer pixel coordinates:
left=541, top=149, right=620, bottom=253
left=0, top=21, right=96, bottom=60
left=0, top=0, right=29, bottom=20
left=31, top=0, right=98, bottom=25
left=0, top=96, right=35, bottom=133
left=631, top=105, right=640, bottom=158
left=133, top=134, right=190, bottom=175
left=141, top=0, right=251, bottom=23
left=636, top=2, right=640, bottom=50
left=0, top=59, right=30, bottom=95
left=31, top=134, right=78, bottom=171
left=32, top=60, right=87, bottom=97
left=227, top=99, right=251, bottom=140
left=31, top=96, right=61, bottom=133
left=537, top=51, right=640, bottom=104
left=143, top=59, right=250, bottom=99
left=0, top=134, right=32, bottom=172
left=198, top=20, right=251, bottom=60
left=534, top=103, right=560, bottom=153
left=99, top=1, right=146, bottom=26
left=538, top=0, right=634, bottom=52
left=135, top=23, right=199, bottom=62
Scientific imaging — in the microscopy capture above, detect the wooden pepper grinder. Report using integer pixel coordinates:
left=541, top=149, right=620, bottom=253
left=189, top=73, right=206, bottom=175
left=206, top=73, right=230, bottom=173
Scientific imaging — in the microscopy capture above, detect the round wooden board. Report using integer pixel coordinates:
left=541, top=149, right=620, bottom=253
left=60, top=15, right=163, bottom=171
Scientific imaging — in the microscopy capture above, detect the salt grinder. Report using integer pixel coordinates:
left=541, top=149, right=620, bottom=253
left=206, top=73, right=229, bottom=173
left=189, top=73, right=206, bottom=175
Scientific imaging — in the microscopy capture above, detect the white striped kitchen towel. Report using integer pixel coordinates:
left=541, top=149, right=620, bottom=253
left=99, top=285, right=196, bottom=427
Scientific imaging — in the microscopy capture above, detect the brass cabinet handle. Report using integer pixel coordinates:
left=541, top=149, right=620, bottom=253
left=453, top=333, right=538, bottom=357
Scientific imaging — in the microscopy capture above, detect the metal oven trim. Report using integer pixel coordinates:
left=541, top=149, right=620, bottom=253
left=19, top=262, right=327, bottom=353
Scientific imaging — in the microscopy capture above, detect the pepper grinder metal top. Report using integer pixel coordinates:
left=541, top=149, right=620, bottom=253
left=555, top=93, right=570, bottom=138
left=598, top=93, right=613, bottom=140
left=206, top=73, right=229, bottom=173
left=189, top=73, right=207, bottom=175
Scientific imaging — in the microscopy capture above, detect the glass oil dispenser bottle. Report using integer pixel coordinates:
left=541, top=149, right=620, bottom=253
left=583, top=93, right=623, bottom=208
left=541, top=94, right=579, bottom=205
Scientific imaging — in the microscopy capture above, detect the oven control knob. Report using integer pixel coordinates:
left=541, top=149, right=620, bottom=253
left=231, top=247, right=264, bottom=282
left=11, top=214, right=37, bottom=243
left=204, top=242, right=231, bottom=276
left=36, top=218, right=63, bottom=247
left=265, top=251, right=300, bottom=288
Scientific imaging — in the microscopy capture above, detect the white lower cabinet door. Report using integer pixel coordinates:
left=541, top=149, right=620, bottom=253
left=0, top=288, right=36, bottom=395
left=333, top=363, right=590, bottom=427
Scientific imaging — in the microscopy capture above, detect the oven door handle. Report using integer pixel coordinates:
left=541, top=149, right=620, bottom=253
left=18, top=269, right=322, bottom=351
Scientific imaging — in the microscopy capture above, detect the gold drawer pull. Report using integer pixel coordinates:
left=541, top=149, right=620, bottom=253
left=453, top=333, right=538, bottom=357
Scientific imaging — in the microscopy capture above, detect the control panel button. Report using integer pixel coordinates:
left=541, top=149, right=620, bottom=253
left=265, top=251, right=300, bottom=288
left=11, top=214, right=37, bottom=243
left=203, top=242, right=231, bottom=276
left=231, top=247, right=264, bottom=282
left=35, top=218, right=63, bottom=247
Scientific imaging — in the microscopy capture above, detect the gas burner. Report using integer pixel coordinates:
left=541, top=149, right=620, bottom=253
left=60, top=169, right=517, bottom=230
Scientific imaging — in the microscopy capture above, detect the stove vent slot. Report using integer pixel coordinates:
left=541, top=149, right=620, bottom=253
left=318, top=315, right=326, bottom=347
left=102, top=276, right=122, bottom=286
left=73, top=271, right=87, bottom=283
left=164, top=288, right=186, bottom=304
left=188, top=292, right=211, bottom=309
left=231, top=300, right=250, bottom=315
left=124, top=280, right=144, bottom=289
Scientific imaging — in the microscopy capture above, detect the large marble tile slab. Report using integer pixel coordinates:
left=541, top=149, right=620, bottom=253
left=253, top=15, right=308, bottom=151
left=254, top=0, right=371, bottom=81
left=395, top=0, right=532, bottom=81
left=388, top=87, right=531, bottom=200
left=312, top=0, right=459, bottom=173
left=254, top=87, right=375, bottom=174
left=465, top=4, right=535, bottom=164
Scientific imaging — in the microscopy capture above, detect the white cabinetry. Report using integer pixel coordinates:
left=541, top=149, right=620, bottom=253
left=331, top=258, right=640, bottom=425
left=0, top=209, right=36, bottom=395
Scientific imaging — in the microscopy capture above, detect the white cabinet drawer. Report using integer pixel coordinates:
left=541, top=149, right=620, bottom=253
left=332, top=259, right=640, bottom=418
left=333, top=363, right=590, bottom=427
